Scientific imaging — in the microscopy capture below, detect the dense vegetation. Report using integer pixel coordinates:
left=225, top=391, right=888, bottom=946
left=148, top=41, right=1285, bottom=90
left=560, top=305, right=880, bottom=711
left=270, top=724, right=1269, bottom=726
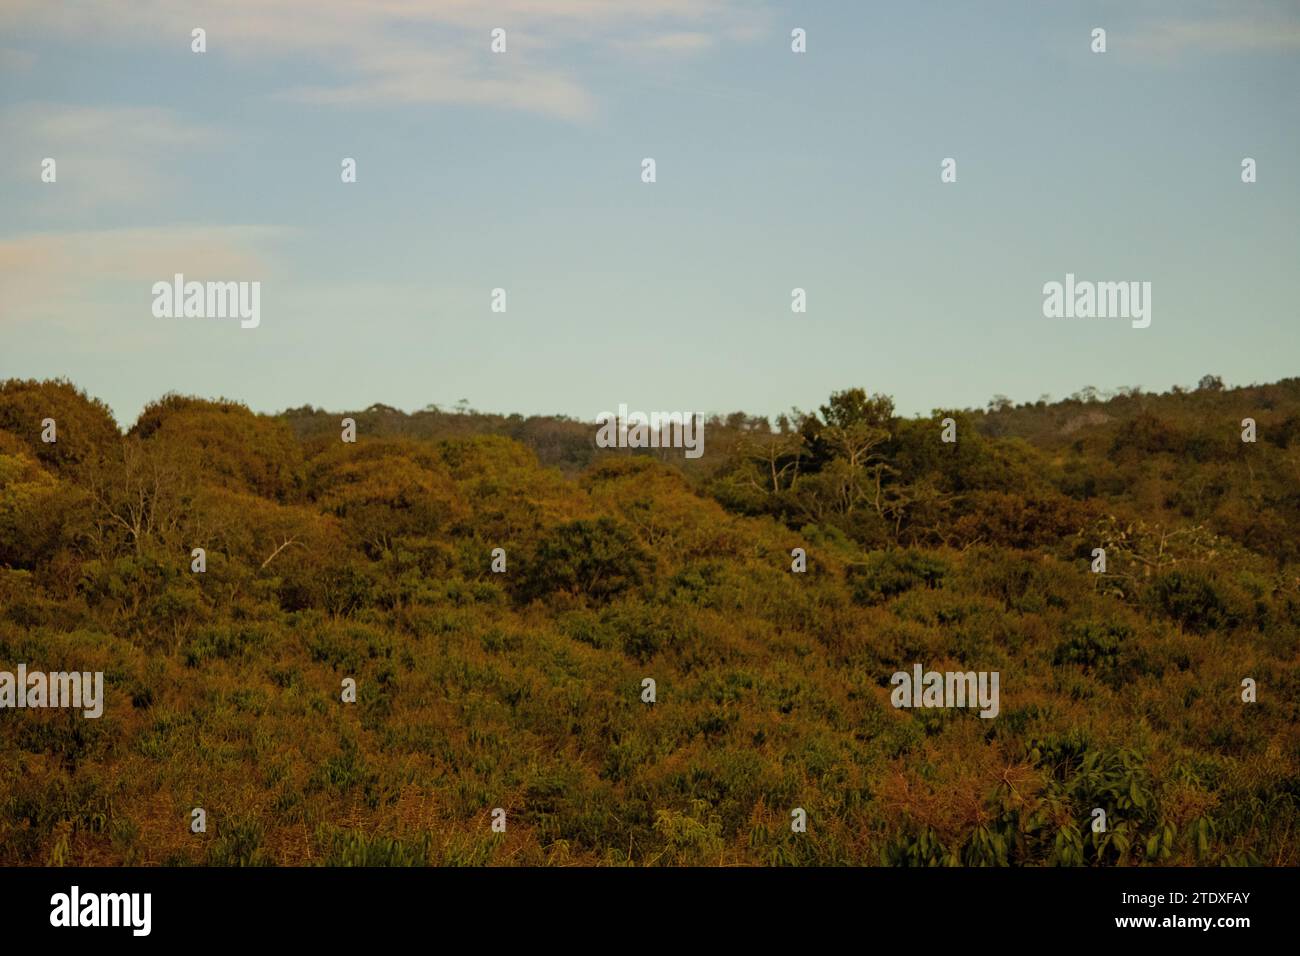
left=1, top=376, right=1297, bottom=866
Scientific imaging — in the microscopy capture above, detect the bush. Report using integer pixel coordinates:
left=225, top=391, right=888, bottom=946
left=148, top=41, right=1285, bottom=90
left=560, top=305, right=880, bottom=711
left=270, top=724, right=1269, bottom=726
left=1053, top=620, right=1132, bottom=670
left=847, top=549, right=948, bottom=605
left=517, top=518, right=654, bottom=603
left=320, top=828, right=431, bottom=866
left=1149, top=570, right=1238, bottom=634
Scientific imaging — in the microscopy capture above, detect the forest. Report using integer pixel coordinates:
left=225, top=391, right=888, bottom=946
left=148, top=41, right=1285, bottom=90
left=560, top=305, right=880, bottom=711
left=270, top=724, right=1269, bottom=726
left=0, top=375, right=1297, bottom=866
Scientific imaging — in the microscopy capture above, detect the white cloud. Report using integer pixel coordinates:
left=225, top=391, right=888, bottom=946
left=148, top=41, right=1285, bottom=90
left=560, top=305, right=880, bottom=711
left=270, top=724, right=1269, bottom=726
left=0, top=226, right=290, bottom=329
left=1125, top=1, right=1300, bottom=56
left=279, top=47, right=597, bottom=119
left=0, top=0, right=768, bottom=120
left=1, top=105, right=222, bottom=212
left=613, top=31, right=716, bottom=58
left=25, top=105, right=218, bottom=148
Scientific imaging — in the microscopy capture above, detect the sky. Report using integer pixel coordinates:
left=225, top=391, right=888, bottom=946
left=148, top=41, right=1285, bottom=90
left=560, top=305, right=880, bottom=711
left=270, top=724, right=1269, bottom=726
left=1, top=0, right=1298, bottom=428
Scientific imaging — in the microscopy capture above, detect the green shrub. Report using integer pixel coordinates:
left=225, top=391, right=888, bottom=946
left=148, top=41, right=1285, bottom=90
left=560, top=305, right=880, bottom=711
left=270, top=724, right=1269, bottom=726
left=517, top=518, right=654, bottom=603
left=848, top=549, right=948, bottom=605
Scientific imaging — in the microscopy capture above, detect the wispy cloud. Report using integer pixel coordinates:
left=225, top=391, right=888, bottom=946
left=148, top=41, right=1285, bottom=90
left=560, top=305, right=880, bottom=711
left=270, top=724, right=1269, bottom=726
left=0, top=47, right=36, bottom=71
left=278, top=48, right=597, bottom=119
left=0, top=225, right=289, bottom=329
left=613, top=31, right=717, bottom=59
left=0, top=0, right=767, bottom=120
left=24, top=105, right=217, bottom=147
left=1124, top=1, right=1300, bottom=57
left=1, top=105, right=222, bottom=213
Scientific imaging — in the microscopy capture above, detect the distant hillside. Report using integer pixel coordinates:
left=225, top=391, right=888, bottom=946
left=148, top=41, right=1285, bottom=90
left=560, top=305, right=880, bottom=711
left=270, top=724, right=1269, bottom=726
left=974, top=377, right=1300, bottom=449
left=1, top=375, right=1296, bottom=866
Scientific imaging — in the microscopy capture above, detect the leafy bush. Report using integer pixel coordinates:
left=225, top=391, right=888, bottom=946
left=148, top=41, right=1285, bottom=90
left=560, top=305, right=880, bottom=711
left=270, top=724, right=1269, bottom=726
left=1149, top=570, right=1238, bottom=634
left=1053, top=620, right=1132, bottom=670
left=517, top=518, right=653, bottom=603
left=847, top=549, right=948, bottom=605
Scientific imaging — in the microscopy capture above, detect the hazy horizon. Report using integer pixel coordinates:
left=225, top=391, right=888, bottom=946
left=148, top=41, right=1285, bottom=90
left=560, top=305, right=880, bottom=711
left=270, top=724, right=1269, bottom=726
left=3, top=1, right=1298, bottom=427
left=16, top=369, right=1297, bottom=434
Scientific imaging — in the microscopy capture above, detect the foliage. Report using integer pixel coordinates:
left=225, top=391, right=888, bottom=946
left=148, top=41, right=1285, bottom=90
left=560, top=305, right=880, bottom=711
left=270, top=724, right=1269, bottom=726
left=1, top=378, right=1297, bottom=866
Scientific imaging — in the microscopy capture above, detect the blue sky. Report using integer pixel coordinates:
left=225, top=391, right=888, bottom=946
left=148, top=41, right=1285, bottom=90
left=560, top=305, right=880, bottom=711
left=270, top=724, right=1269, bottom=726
left=2, top=0, right=1297, bottom=427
